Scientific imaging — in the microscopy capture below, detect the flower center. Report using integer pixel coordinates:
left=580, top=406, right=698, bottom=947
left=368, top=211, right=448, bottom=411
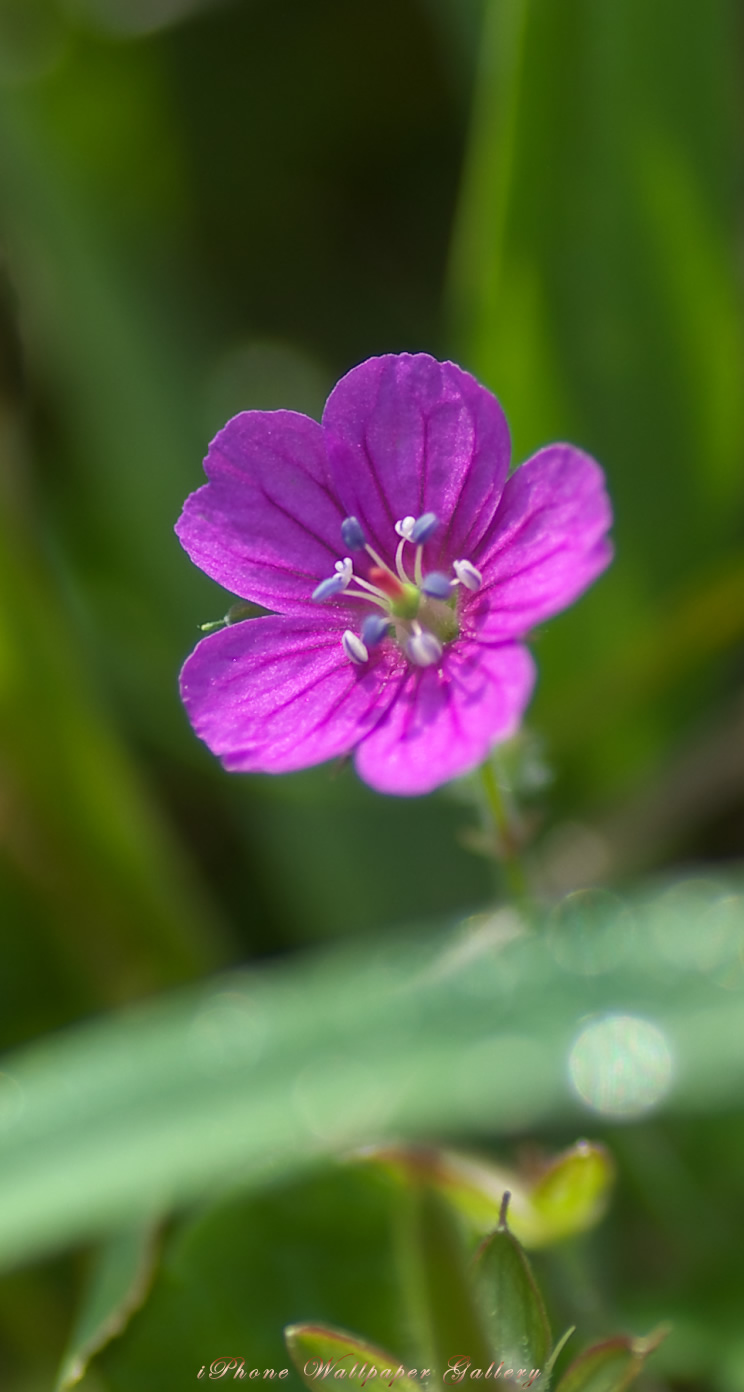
left=312, top=514, right=482, bottom=669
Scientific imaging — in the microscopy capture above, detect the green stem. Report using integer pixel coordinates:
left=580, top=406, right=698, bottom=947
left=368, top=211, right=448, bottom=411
left=480, top=759, right=531, bottom=909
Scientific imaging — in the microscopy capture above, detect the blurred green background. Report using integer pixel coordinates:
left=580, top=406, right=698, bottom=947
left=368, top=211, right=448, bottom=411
left=0, top=0, right=743, bottom=1388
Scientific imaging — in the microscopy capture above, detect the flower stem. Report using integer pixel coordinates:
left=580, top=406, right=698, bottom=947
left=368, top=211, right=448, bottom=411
left=480, top=758, right=530, bottom=908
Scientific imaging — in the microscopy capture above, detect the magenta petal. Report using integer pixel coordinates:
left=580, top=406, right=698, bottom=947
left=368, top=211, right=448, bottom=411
left=180, top=616, right=406, bottom=774
left=175, top=411, right=347, bottom=616
left=472, top=445, right=613, bottom=641
left=322, top=354, right=511, bottom=563
left=354, top=642, right=535, bottom=796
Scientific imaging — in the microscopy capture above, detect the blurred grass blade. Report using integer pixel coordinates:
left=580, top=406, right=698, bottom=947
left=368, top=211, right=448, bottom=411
left=55, top=1224, right=156, bottom=1390
left=0, top=65, right=210, bottom=743
left=0, top=479, right=220, bottom=1009
left=545, top=1328, right=576, bottom=1379
left=402, top=1186, right=492, bottom=1378
left=0, top=881, right=740, bottom=1269
left=449, top=0, right=744, bottom=797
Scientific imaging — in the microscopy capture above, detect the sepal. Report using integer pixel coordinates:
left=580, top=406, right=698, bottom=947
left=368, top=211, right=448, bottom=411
left=284, top=1323, right=421, bottom=1392
left=470, top=1196, right=551, bottom=1373
left=553, top=1327, right=669, bottom=1392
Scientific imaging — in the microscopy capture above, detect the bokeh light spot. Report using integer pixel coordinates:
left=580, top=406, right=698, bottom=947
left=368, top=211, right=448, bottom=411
left=569, top=1015, right=673, bottom=1118
left=548, top=888, right=633, bottom=976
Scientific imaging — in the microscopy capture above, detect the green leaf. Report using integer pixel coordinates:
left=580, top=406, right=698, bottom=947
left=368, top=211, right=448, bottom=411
left=55, top=1225, right=156, bottom=1390
left=471, top=1202, right=551, bottom=1373
left=527, top=1144, right=614, bottom=1244
left=353, top=1141, right=613, bottom=1249
left=95, top=1164, right=415, bottom=1392
left=352, top=1146, right=527, bottom=1244
left=554, top=1329, right=669, bottom=1392
left=285, top=1324, right=421, bottom=1392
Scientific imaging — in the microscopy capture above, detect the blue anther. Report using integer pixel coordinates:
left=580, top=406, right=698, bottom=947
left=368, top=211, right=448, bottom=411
left=421, top=571, right=452, bottom=599
left=411, top=511, right=439, bottom=544
left=312, top=573, right=347, bottom=602
left=361, top=613, right=391, bottom=647
left=342, top=630, right=369, bottom=665
left=453, top=558, right=483, bottom=592
left=341, top=516, right=366, bottom=550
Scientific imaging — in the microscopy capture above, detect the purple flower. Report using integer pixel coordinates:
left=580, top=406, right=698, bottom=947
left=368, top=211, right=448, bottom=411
left=176, top=354, right=612, bottom=796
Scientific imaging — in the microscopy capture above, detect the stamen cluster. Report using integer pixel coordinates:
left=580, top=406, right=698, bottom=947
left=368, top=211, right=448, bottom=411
left=311, top=513, right=482, bottom=668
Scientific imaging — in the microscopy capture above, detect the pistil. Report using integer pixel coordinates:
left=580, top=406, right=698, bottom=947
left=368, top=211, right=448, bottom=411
left=394, top=535, right=411, bottom=583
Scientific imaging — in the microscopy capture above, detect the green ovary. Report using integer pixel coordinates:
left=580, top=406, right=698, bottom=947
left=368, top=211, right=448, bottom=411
left=387, top=588, right=460, bottom=660
left=419, top=596, right=459, bottom=644
left=389, top=583, right=421, bottom=621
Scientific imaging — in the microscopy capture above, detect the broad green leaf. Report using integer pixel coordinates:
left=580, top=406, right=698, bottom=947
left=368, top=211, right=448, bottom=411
left=0, top=882, right=741, bottom=1270
left=55, top=1225, right=156, bottom=1390
left=285, top=1324, right=420, bottom=1392
left=554, top=1329, right=669, bottom=1392
left=471, top=1207, right=550, bottom=1372
left=95, top=1165, right=414, bottom=1392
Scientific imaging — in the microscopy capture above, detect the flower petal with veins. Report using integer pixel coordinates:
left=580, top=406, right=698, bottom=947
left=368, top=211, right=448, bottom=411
left=176, top=354, right=613, bottom=795
left=180, top=616, right=405, bottom=775
left=354, top=643, right=536, bottom=796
